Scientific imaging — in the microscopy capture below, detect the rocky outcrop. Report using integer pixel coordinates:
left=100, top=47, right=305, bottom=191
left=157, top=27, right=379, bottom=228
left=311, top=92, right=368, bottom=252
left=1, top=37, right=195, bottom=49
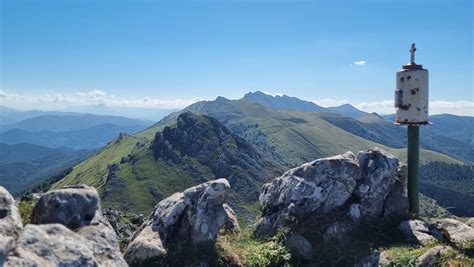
left=5, top=224, right=99, bottom=266
left=466, top=218, right=474, bottom=228
left=124, top=178, right=237, bottom=265
left=1, top=185, right=127, bottom=267
left=398, top=219, right=443, bottom=246
left=432, top=218, right=474, bottom=246
left=32, top=185, right=102, bottom=228
left=0, top=186, right=23, bottom=265
left=399, top=218, right=474, bottom=249
left=256, top=148, right=408, bottom=238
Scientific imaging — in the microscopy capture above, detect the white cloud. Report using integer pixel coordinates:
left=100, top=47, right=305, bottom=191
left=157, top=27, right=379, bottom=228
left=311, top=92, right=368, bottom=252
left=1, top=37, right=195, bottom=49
left=0, top=89, right=201, bottom=110
left=352, top=60, right=366, bottom=66
left=355, top=100, right=474, bottom=116
left=313, top=98, right=350, bottom=107
left=262, top=91, right=284, bottom=97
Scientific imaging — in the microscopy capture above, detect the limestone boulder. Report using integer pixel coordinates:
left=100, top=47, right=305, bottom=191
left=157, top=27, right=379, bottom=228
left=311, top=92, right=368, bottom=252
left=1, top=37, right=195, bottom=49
left=433, top=218, right=474, bottom=246
left=30, top=185, right=127, bottom=266
left=0, top=186, right=23, bottom=265
left=466, top=218, right=474, bottom=228
left=4, top=224, right=98, bottom=267
left=124, top=178, right=235, bottom=265
left=31, top=185, right=102, bottom=229
left=223, top=203, right=240, bottom=233
left=256, top=148, right=408, bottom=238
left=398, top=219, right=443, bottom=246
left=257, top=151, right=361, bottom=236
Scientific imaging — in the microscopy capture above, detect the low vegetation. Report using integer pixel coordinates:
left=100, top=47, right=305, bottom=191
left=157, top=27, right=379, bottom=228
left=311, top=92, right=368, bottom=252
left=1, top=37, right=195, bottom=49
left=217, top=228, right=291, bottom=266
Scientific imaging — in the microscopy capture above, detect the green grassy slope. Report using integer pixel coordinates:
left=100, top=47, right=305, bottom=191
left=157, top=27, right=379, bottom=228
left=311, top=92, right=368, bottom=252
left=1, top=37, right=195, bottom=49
left=57, top=113, right=283, bottom=222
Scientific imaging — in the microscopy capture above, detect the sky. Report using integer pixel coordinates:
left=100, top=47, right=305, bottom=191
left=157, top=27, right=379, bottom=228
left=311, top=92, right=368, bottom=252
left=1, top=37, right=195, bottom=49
left=0, top=0, right=472, bottom=115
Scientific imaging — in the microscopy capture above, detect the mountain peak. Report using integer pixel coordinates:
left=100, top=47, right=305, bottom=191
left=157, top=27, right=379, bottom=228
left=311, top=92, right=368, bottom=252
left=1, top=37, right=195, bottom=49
left=328, top=104, right=368, bottom=119
left=241, top=91, right=327, bottom=113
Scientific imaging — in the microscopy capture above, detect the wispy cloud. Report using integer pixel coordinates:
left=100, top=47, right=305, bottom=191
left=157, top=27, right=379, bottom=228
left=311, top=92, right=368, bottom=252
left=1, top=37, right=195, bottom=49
left=262, top=91, right=284, bottom=97
left=313, top=98, right=350, bottom=107
left=352, top=60, right=366, bottom=66
left=355, top=100, right=474, bottom=116
left=313, top=98, right=474, bottom=116
left=0, top=90, right=202, bottom=110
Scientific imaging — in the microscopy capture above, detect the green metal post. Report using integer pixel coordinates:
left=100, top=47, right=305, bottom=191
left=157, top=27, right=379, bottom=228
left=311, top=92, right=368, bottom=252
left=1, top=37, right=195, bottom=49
left=407, top=125, right=420, bottom=215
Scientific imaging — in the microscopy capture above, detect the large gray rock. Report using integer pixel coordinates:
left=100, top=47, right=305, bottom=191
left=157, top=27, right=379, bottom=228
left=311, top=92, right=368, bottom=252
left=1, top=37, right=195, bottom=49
left=256, top=148, right=408, bottom=237
left=124, top=178, right=235, bottom=265
left=257, top=151, right=361, bottom=236
left=0, top=186, right=23, bottom=265
left=30, top=185, right=127, bottom=266
left=223, top=203, right=240, bottom=233
left=466, top=218, right=474, bottom=228
left=4, top=224, right=98, bottom=267
left=77, top=223, right=127, bottom=267
left=355, top=148, right=406, bottom=219
left=433, top=218, right=474, bottom=246
left=398, top=219, right=442, bottom=246
left=31, top=185, right=102, bottom=229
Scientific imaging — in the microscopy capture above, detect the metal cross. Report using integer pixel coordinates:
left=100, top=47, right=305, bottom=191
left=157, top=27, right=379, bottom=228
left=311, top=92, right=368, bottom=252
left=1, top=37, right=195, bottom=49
left=410, top=43, right=416, bottom=64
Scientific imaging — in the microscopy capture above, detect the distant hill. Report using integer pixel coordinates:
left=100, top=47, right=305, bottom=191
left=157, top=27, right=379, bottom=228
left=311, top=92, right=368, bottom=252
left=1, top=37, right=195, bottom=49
left=0, top=105, right=173, bottom=124
left=0, top=114, right=151, bottom=133
left=328, top=103, right=368, bottom=119
left=0, top=107, right=84, bottom=125
left=56, top=112, right=283, bottom=221
left=236, top=94, right=473, bottom=163
left=427, top=114, right=473, bottom=145
left=420, top=162, right=474, bottom=217
left=241, top=91, right=327, bottom=113
left=64, top=104, right=177, bottom=121
left=0, top=124, right=147, bottom=149
left=337, top=113, right=474, bottom=164
left=0, top=143, right=93, bottom=195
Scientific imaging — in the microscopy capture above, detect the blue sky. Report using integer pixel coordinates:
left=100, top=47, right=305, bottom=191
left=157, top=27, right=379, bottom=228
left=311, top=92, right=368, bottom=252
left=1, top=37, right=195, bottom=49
left=0, top=0, right=472, bottom=114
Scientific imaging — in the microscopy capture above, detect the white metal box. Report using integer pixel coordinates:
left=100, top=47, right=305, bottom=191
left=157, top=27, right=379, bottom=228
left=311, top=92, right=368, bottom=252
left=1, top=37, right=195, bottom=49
left=395, top=65, right=429, bottom=124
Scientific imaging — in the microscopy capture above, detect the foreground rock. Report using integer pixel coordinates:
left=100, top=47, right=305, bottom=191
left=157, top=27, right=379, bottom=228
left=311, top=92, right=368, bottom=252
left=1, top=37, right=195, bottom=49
left=256, top=148, right=408, bottom=239
left=5, top=224, right=98, bottom=266
left=254, top=148, right=411, bottom=264
left=0, top=186, right=23, bottom=265
left=2, top=185, right=127, bottom=267
left=433, top=218, right=474, bottom=247
left=398, top=219, right=442, bottom=246
left=124, top=178, right=237, bottom=265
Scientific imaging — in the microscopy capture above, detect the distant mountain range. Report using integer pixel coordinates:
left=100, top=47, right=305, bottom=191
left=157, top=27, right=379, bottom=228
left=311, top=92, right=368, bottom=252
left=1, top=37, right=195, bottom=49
left=0, top=105, right=175, bottom=124
left=0, top=113, right=151, bottom=133
left=328, top=103, right=369, bottom=119
left=0, top=111, right=155, bottom=150
left=0, top=143, right=93, bottom=195
left=0, top=124, right=147, bottom=150
left=241, top=92, right=473, bottom=163
left=2, top=92, right=472, bottom=217
left=242, top=91, right=328, bottom=113
left=53, top=92, right=466, bottom=221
